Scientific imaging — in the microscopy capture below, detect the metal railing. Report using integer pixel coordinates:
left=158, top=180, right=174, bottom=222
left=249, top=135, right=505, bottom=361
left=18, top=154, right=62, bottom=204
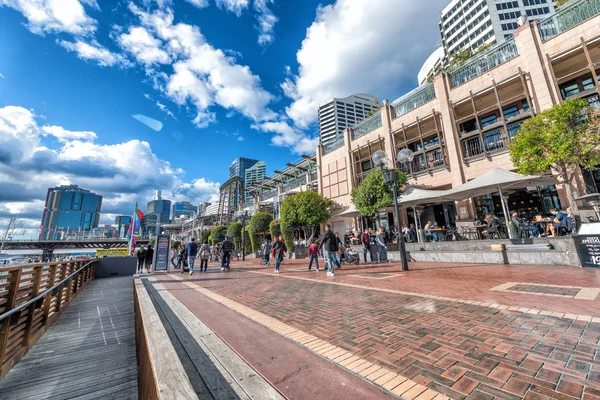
left=391, top=83, right=436, bottom=119
left=282, top=175, right=307, bottom=192
left=351, top=111, right=383, bottom=140
left=449, top=39, right=519, bottom=88
left=461, top=135, right=485, bottom=160
left=507, top=120, right=524, bottom=141
left=0, top=259, right=96, bottom=378
left=538, top=0, right=600, bottom=42
left=262, top=189, right=278, bottom=200
left=322, top=138, right=345, bottom=155
left=354, top=170, right=372, bottom=186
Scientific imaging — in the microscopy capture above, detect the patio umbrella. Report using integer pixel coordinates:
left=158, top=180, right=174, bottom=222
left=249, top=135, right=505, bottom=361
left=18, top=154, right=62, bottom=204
left=339, top=205, right=360, bottom=216
left=397, top=187, right=452, bottom=208
left=444, top=168, right=557, bottom=239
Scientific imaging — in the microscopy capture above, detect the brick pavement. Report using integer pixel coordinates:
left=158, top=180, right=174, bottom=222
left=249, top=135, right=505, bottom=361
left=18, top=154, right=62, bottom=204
left=164, top=260, right=600, bottom=399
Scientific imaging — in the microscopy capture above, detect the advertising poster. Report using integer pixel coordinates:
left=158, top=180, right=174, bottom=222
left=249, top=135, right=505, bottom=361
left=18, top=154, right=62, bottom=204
left=153, top=235, right=170, bottom=271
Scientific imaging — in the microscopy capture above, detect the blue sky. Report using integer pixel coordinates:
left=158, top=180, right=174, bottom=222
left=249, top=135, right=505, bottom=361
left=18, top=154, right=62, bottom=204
left=0, top=0, right=447, bottom=237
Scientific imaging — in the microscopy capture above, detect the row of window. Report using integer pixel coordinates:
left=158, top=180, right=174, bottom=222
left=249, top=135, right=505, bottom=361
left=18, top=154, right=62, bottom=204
left=469, top=20, right=492, bottom=41
left=441, top=0, right=479, bottom=26
left=525, top=6, right=550, bottom=17
left=523, top=0, right=547, bottom=5
left=471, top=32, right=495, bottom=51
left=496, top=1, right=519, bottom=11
left=459, top=100, right=530, bottom=134
left=501, top=22, right=519, bottom=31
left=559, top=72, right=598, bottom=99
left=442, top=2, right=487, bottom=38
left=498, top=10, right=521, bottom=20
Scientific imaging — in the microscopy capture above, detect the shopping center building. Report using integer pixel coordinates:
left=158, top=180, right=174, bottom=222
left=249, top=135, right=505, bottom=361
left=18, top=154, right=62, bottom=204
left=316, top=2, right=600, bottom=234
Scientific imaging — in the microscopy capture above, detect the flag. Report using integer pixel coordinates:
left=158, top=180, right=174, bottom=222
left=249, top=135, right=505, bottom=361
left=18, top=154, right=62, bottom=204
left=128, top=202, right=145, bottom=255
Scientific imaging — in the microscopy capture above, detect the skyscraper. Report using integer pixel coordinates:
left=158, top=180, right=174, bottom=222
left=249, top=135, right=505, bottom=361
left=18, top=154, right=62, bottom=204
left=172, top=201, right=197, bottom=220
left=114, top=215, right=132, bottom=239
left=146, top=190, right=171, bottom=223
left=39, top=185, right=102, bottom=240
left=244, top=161, right=266, bottom=203
left=318, top=94, right=380, bottom=147
left=229, top=158, right=260, bottom=180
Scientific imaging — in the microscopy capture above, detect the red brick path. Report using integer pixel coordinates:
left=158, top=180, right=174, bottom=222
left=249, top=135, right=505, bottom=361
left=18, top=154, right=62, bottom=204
left=164, top=259, right=600, bottom=399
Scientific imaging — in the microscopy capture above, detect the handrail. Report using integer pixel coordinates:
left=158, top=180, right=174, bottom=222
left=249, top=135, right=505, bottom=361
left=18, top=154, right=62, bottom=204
left=0, top=258, right=95, bottom=271
left=0, top=259, right=96, bottom=323
left=351, top=111, right=383, bottom=140
left=390, top=83, right=436, bottom=119
left=538, top=0, right=600, bottom=42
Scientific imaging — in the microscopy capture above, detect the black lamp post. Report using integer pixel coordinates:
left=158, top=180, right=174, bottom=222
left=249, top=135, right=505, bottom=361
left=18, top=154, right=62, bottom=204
left=372, top=149, right=413, bottom=271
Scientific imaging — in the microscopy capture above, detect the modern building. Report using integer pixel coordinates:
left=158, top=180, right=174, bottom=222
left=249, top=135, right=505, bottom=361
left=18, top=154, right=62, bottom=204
left=318, top=6, right=600, bottom=232
left=146, top=190, right=171, bottom=223
left=114, top=215, right=132, bottom=239
left=244, top=161, right=266, bottom=203
left=141, top=213, right=159, bottom=238
left=172, top=201, right=197, bottom=220
left=198, top=202, right=211, bottom=215
left=439, top=0, right=557, bottom=61
left=318, top=94, right=381, bottom=147
left=39, top=185, right=102, bottom=240
left=418, top=46, right=446, bottom=85
left=229, top=158, right=260, bottom=180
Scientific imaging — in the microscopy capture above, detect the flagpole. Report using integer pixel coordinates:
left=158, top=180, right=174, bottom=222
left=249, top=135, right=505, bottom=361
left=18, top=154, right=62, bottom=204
left=128, top=202, right=137, bottom=255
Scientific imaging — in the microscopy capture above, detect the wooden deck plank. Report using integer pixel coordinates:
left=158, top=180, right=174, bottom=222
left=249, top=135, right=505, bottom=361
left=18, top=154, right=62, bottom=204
left=0, top=276, right=138, bottom=400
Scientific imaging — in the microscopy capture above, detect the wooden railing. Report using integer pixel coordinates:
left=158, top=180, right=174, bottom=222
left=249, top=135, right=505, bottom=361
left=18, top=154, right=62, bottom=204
left=0, top=259, right=97, bottom=378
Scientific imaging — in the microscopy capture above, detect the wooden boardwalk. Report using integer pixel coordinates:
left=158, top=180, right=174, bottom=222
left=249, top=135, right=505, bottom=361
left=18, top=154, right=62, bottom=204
left=0, top=276, right=138, bottom=400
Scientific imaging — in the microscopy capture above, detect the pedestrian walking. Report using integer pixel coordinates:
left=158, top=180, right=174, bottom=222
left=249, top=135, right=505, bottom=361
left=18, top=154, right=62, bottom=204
left=136, top=246, right=145, bottom=273
left=361, top=228, right=374, bottom=264
left=221, top=236, right=234, bottom=271
left=261, top=241, right=271, bottom=266
left=186, top=238, right=198, bottom=275
left=307, top=240, right=320, bottom=271
left=318, top=225, right=341, bottom=276
left=334, top=232, right=344, bottom=267
left=199, top=241, right=210, bottom=272
left=178, top=245, right=188, bottom=273
left=376, top=227, right=389, bottom=263
left=144, top=245, right=154, bottom=272
left=272, top=235, right=287, bottom=273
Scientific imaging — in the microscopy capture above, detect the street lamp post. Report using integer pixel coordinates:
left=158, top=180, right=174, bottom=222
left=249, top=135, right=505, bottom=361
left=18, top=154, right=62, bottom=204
left=372, top=149, right=413, bottom=272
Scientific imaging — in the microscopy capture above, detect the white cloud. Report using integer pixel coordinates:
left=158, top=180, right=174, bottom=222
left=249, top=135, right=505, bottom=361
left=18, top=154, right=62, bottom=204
left=0, top=105, right=221, bottom=235
left=59, top=40, right=130, bottom=67
left=284, top=0, right=446, bottom=128
left=41, top=125, right=97, bottom=142
left=126, top=4, right=277, bottom=127
left=237, top=136, right=244, bottom=141
left=118, top=26, right=170, bottom=66
left=184, top=0, right=209, bottom=8
left=254, top=0, right=277, bottom=47
left=0, top=73, right=5, bottom=79
left=156, top=101, right=176, bottom=119
left=0, top=0, right=97, bottom=35
left=216, top=0, right=249, bottom=16
left=254, top=120, right=317, bottom=154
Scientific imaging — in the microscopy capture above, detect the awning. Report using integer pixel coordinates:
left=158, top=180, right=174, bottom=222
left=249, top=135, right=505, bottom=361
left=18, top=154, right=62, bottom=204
left=397, top=187, right=452, bottom=207
left=339, top=205, right=360, bottom=216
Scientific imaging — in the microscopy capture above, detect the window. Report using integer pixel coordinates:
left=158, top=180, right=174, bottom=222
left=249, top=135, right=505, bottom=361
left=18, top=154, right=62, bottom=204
left=502, top=100, right=529, bottom=119
left=496, top=1, right=519, bottom=10
left=459, top=118, right=478, bottom=134
left=501, top=22, right=519, bottom=31
left=361, top=160, right=372, bottom=172
left=523, top=0, right=547, bottom=5
left=559, top=73, right=597, bottom=100
left=526, top=7, right=550, bottom=17
left=480, top=112, right=498, bottom=128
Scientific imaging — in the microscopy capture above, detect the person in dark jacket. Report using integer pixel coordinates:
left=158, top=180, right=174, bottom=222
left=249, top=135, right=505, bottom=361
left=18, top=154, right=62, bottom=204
left=221, top=236, right=234, bottom=271
left=360, top=228, right=374, bottom=264
left=272, top=235, right=287, bottom=273
left=186, top=238, right=198, bottom=275
left=136, top=247, right=146, bottom=273
left=144, top=246, right=154, bottom=272
left=510, top=211, right=539, bottom=238
left=318, top=225, right=340, bottom=276
left=482, top=214, right=501, bottom=238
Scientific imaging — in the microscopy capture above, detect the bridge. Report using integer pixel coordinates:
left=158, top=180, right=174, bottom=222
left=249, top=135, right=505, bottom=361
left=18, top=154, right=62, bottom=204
left=1, top=239, right=150, bottom=261
left=0, top=256, right=599, bottom=399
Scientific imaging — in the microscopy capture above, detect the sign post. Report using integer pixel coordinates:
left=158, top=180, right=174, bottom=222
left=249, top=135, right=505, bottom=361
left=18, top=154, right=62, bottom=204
left=573, top=235, right=600, bottom=268
left=153, top=235, right=170, bottom=272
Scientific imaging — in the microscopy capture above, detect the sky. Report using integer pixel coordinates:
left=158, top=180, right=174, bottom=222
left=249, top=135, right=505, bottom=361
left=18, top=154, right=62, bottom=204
left=0, top=0, right=448, bottom=238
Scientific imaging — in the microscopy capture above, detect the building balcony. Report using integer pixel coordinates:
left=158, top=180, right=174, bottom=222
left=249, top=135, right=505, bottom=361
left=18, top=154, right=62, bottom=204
left=351, top=111, right=383, bottom=140
left=322, top=138, right=345, bottom=155
left=448, top=39, right=519, bottom=88
left=460, top=120, right=525, bottom=162
left=539, top=0, right=600, bottom=42
left=390, top=83, right=436, bottom=119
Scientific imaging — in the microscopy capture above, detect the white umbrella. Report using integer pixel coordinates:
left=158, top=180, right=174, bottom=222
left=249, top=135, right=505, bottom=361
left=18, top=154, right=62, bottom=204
left=445, top=168, right=557, bottom=239
left=397, top=187, right=453, bottom=207
left=339, top=205, right=360, bottom=217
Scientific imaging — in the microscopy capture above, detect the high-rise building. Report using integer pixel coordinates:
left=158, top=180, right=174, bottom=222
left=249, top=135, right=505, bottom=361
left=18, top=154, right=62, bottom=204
left=114, top=215, right=132, bottom=239
left=146, top=190, right=171, bottom=223
left=39, top=185, right=102, bottom=240
left=229, top=158, right=260, bottom=180
left=198, top=202, right=211, bottom=216
left=439, top=0, right=557, bottom=60
left=172, top=201, right=197, bottom=220
left=318, top=94, right=381, bottom=147
left=244, top=161, right=266, bottom=203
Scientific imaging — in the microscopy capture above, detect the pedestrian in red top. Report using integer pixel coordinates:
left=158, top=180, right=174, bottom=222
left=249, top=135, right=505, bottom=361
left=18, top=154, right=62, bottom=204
left=308, top=240, right=320, bottom=271
left=361, top=228, right=374, bottom=264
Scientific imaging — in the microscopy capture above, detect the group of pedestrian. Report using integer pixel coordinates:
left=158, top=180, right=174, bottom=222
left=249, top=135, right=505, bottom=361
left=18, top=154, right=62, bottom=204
left=360, top=227, right=389, bottom=264
left=182, top=236, right=234, bottom=275
left=136, top=245, right=154, bottom=274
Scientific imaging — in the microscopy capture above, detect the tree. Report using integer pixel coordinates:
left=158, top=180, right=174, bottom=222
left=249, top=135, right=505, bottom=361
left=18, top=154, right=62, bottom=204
left=200, top=229, right=210, bottom=244
left=209, top=225, right=227, bottom=244
left=280, top=191, right=333, bottom=244
left=555, top=0, right=571, bottom=6
left=242, top=226, right=253, bottom=253
left=148, top=237, right=156, bottom=247
left=510, top=98, right=600, bottom=212
left=170, top=240, right=181, bottom=250
left=283, top=226, right=295, bottom=253
left=269, top=220, right=281, bottom=237
left=227, top=222, right=243, bottom=250
left=249, top=212, right=273, bottom=235
left=350, top=169, right=407, bottom=216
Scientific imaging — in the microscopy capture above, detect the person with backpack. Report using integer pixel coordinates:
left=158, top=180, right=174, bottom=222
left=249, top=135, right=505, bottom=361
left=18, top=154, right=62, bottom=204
left=318, top=224, right=340, bottom=277
left=272, top=235, right=287, bottom=273
left=186, top=238, right=198, bottom=275
left=199, top=241, right=210, bottom=272
left=221, top=236, right=234, bottom=271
